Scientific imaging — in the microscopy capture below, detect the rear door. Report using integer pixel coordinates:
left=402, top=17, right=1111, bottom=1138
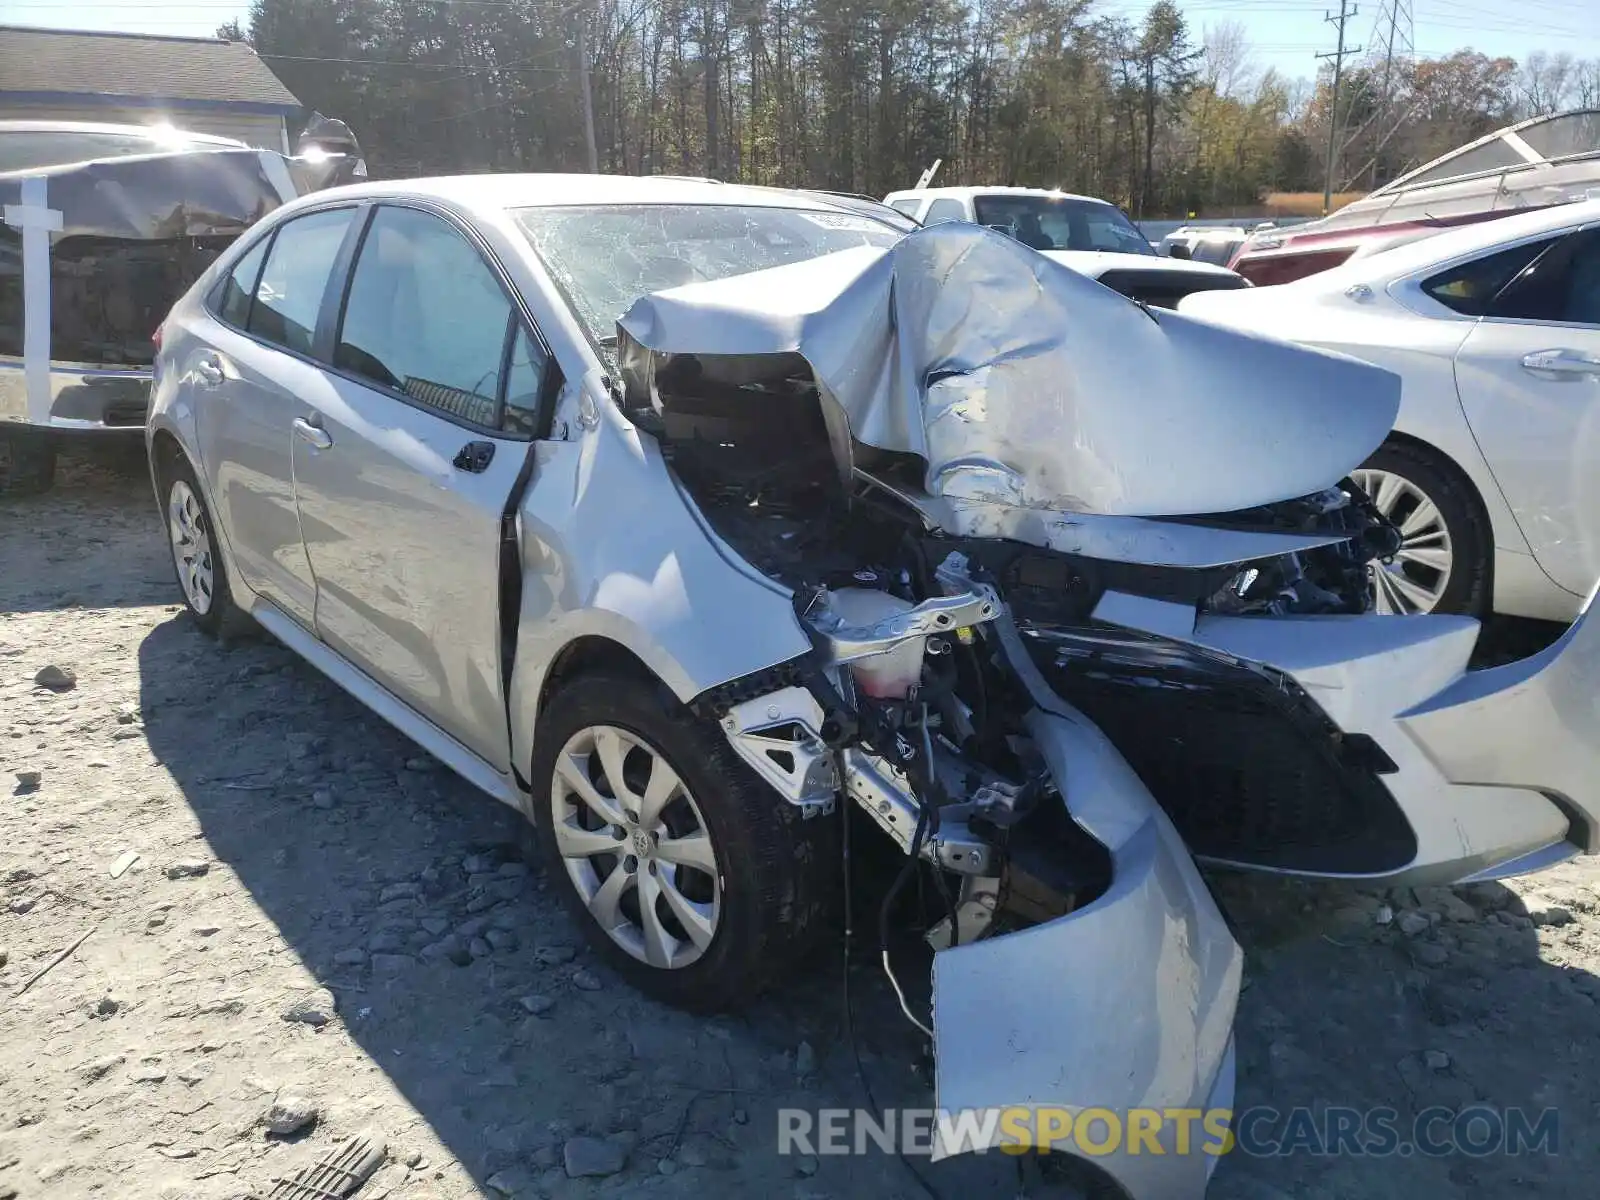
left=1451, top=225, right=1600, bottom=596
left=192, top=205, right=359, bottom=626
left=290, top=202, right=558, bottom=768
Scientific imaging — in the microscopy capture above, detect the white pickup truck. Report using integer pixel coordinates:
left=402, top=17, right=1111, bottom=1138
left=883, top=185, right=1251, bottom=309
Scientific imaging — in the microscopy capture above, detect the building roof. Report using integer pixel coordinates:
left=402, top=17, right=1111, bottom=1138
left=0, top=25, right=301, bottom=112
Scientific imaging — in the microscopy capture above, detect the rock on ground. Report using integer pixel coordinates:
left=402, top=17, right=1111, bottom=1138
left=264, top=1095, right=319, bottom=1136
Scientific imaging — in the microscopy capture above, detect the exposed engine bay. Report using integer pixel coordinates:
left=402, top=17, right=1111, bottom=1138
left=635, top=337, right=1413, bottom=952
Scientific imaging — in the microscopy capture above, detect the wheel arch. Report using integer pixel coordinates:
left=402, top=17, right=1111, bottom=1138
left=148, top=425, right=185, bottom=483
left=510, top=621, right=708, bottom=790
left=1374, top=428, right=1495, bottom=529
left=146, top=421, right=255, bottom=617
left=1362, top=429, right=1498, bottom=616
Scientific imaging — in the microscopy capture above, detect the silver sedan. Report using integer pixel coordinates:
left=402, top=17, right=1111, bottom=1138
left=146, top=175, right=1600, bottom=1198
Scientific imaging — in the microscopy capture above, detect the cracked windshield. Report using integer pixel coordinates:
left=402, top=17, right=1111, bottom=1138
left=514, top=204, right=901, bottom=349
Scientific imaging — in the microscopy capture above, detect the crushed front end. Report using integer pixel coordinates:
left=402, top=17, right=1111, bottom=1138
left=607, top=221, right=1600, bottom=1196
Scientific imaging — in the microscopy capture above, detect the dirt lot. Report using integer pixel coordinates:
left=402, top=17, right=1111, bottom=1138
left=3, top=455, right=1600, bottom=1200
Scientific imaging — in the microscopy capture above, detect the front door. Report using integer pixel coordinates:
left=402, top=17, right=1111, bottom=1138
left=193, top=206, right=359, bottom=627
left=1453, top=225, right=1600, bottom=597
left=291, top=204, right=555, bottom=768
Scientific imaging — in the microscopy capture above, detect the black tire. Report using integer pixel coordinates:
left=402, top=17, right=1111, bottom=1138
left=1359, top=439, right=1493, bottom=618
left=153, top=452, right=250, bottom=640
left=527, top=671, right=836, bottom=1012
left=0, top=432, right=57, bottom=497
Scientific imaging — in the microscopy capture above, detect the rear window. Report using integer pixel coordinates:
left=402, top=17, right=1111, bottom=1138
left=1421, top=239, right=1559, bottom=316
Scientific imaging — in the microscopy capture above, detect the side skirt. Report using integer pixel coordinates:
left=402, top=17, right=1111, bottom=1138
left=247, top=598, right=523, bottom=809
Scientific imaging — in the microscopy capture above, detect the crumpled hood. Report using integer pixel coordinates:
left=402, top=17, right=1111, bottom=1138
left=617, top=222, right=1400, bottom=518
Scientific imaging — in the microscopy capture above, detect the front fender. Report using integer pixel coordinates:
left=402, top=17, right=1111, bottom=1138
left=932, top=706, right=1242, bottom=1199
left=508, top=401, right=812, bottom=782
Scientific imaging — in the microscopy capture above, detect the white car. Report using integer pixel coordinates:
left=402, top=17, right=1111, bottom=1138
left=883, top=185, right=1250, bottom=308
left=1181, top=199, right=1600, bottom=621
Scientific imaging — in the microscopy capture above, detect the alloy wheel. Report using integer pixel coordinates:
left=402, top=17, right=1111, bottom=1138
left=167, top=479, right=215, bottom=616
left=549, top=724, right=721, bottom=969
left=1351, top=466, right=1454, bottom=615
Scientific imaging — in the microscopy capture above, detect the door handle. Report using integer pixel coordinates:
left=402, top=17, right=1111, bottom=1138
left=1522, top=349, right=1600, bottom=377
left=194, top=355, right=224, bottom=387
left=452, top=440, right=496, bottom=473
left=292, top=416, right=333, bottom=450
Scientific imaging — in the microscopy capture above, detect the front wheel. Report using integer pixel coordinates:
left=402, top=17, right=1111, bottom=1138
left=1352, top=441, right=1492, bottom=617
left=526, top=672, right=835, bottom=1011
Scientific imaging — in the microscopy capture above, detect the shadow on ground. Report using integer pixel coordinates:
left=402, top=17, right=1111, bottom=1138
left=135, top=616, right=1072, bottom=1198
left=1, top=448, right=169, bottom=613
left=1207, top=867, right=1600, bottom=1198
left=132, top=611, right=1600, bottom=1199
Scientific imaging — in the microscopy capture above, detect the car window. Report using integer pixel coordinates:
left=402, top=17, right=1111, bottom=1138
left=216, top=236, right=269, bottom=329
left=247, top=207, right=356, bottom=355
left=1420, top=238, right=1560, bottom=316
left=335, top=205, right=512, bottom=427
left=1488, top=228, right=1600, bottom=326
left=514, top=204, right=900, bottom=352
left=971, top=195, right=1155, bottom=255
left=1082, top=210, right=1151, bottom=254
left=888, top=198, right=922, bottom=217
left=502, top=322, right=550, bottom=437
left=1403, top=138, right=1524, bottom=187
left=923, top=198, right=967, bottom=225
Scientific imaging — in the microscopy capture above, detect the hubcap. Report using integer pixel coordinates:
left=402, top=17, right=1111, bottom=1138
left=167, top=479, right=215, bottom=616
left=549, top=725, right=721, bottom=969
left=1351, top=467, right=1454, bottom=615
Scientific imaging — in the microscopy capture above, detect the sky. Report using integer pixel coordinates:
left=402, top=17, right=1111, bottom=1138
left=1, top=0, right=1598, bottom=89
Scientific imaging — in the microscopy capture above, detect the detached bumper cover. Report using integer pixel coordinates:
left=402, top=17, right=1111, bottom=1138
left=932, top=706, right=1242, bottom=1199
left=1189, top=604, right=1594, bottom=883
left=1397, top=586, right=1600, bottom=856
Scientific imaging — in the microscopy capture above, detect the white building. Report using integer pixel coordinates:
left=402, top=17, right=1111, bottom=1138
left=0, top=24, right=302, bottom=152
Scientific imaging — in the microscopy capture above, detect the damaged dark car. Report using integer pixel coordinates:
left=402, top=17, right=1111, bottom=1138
left=0, top=115, right=364, bottom=493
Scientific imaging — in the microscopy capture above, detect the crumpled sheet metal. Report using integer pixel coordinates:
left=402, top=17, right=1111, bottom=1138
left=930, top=705, right=1241, bottom=1197
left=619, top=222, right=1402, bottom=519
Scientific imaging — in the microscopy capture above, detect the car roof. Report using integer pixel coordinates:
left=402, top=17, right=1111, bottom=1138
left=0, top=118, right=243, bottom=146
left=297, top=173, right=877, bottom=220
left=1297, top=196, right=1600, bottom=288
left=883, top=185, right=1110, bottom=204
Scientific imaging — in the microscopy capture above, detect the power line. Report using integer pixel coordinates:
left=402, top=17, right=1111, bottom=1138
left=1317, top=0, right=1363, bottom=213
left=1355, top=0, right=1414, bottom=187
left=253, top=52, right=570, bottom=73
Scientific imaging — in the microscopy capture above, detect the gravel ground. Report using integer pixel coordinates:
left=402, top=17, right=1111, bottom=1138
left=2, top=454, right=1599, bottom=1200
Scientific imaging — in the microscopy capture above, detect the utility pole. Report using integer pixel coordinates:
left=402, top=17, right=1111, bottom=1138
left=1317, top=0, right=1362, bottom=214
left=575, top=7, right=599, bottom=173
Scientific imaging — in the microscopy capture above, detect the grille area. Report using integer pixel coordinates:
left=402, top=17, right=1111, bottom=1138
left=1095, top=269, right=1251, bottom=309
left=1023, top=624, right=1416, bottom=874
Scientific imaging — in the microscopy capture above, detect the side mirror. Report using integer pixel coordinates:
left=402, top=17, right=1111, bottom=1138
left=1167, top=242, right=1193, bottom=260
